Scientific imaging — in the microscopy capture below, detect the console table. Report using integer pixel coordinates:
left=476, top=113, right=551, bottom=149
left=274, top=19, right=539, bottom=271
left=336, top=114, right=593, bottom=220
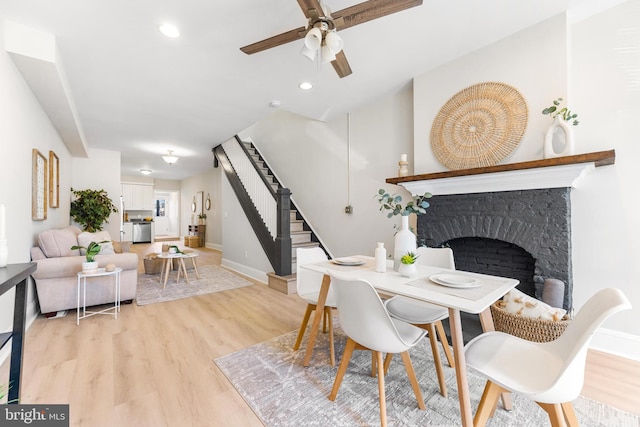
left=0, top=262, right=37, bottom=403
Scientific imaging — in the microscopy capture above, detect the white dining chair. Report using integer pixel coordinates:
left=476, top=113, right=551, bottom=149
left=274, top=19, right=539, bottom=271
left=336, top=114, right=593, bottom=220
left=293, top=247, right=337, bottom=366
left=328, top=272, right=428, bottom=427
left=383, top=246, right=456, bottom=396
left=465, top=287, right=631, bottom=427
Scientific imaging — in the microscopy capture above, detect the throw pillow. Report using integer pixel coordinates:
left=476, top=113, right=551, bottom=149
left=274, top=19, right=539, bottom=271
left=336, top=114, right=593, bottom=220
left=38, top=226, right=81, bottom=258
left=498, top=288, right=566, bottom=321
left=77, top=231, right=115, bottom=255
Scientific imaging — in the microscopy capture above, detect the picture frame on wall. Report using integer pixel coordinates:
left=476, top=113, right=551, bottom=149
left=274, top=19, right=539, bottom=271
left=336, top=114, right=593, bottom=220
left=49, top=150, right=59, bottom=208
left=32, top=149, right=47, bottom=221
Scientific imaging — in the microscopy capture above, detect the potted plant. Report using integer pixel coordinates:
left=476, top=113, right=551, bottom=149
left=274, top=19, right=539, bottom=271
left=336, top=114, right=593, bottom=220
left=70, top=188, right=118, bottom=232
left=398, top=251, right=419, bottom=277
left=376, top=188, right=431, bottom=270
left=198, top=213, right=207, bottom=225
left=542, top=98, right=579, bottom=158
left=71, top=240, right=108, bottom=273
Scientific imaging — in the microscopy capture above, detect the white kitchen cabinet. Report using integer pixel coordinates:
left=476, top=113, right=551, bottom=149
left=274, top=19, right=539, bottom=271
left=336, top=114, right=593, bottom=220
left=122, top=183, right=154, bottom=210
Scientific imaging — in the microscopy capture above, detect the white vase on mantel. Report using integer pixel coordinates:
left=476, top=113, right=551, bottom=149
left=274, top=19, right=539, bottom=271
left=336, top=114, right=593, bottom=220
left=393, top=215, right=417, bottom=271
left=544, top=116, right=575, bottom=159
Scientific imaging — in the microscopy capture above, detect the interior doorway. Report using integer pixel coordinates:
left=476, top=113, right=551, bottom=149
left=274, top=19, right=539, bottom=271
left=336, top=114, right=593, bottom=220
left=154, top=190, right=180, bottom=238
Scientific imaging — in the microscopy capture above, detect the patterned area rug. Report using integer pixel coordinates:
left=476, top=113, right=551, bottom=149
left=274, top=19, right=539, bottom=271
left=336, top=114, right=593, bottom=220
left=215, top=327, right=640, bottom=427
left=136, top=264, right=253, bottom=305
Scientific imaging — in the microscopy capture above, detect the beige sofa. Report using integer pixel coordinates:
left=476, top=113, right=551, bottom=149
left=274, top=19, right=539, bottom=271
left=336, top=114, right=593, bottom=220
left=30, top=226, right=138, bottom=316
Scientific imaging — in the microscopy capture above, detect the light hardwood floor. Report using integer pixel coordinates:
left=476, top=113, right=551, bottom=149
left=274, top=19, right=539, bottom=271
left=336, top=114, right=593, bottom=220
left=2, top=243, right=639, bottom=426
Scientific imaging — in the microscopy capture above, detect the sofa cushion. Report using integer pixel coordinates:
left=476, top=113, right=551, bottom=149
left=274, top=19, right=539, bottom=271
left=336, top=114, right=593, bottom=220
left=37, top=226, right=81, bottom=258
left=77, top=231, right=115, bottom=255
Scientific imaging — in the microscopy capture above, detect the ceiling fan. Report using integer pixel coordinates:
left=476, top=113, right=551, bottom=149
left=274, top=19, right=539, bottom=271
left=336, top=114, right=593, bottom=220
left=240, top=0, right=424, bottom=78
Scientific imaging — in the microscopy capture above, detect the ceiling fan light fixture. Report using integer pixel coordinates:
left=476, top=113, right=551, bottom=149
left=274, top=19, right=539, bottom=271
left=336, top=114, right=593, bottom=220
left=325, top=30, right=343, bottom=54
left=304, top=27, right=322, bottom=51
left=301, top=44, right=317, bottom=60
left=321, top=43, right=336, bottom=64
left=162, top=150, right=179, bottom=164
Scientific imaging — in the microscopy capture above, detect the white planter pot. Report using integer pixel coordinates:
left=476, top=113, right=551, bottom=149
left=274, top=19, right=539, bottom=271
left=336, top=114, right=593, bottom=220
left=398, top=263, right=417, bottom=278
left=393, top=215, right=417, bottom=271
left=82, top=261, right=99, bottom=273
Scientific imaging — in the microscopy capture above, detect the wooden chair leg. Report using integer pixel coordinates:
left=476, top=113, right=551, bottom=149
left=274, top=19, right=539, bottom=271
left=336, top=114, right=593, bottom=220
left=426, top=323, right=448, bottom=397
left=383, top=353, right=393, bottom=376
left=435, top=320, right=455, bottom=368
left=329, top=338, right=356, bottom=401
left=325, top=306, right=335, bottom=367
left=561, top=401, right=579, bottom=427
left=293, top=304, right=314, bottom=351
left=375, top=351, right=388, bottom=427
left=537, top=402, right=565, bottom=427
left=400, top=351, right=426, bottom=410
left=473, top=380, right=505, bottom=427
left=323, top=306, right=328, bottom=333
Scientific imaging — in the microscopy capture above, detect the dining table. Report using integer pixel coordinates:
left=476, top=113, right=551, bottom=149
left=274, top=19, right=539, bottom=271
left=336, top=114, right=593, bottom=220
left=298, top=255, right=519, bottom=427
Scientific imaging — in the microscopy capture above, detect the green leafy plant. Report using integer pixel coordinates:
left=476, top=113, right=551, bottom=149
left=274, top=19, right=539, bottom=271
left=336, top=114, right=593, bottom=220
left=71, top=240, right=108, bottom=262
left=400, top=251, right=419, bottom=265
left=169, top=245, right=184, bottom=254
left=376, top=188, right=432, bottom=218
left=198, top=213, right=207, bottom=220
left=70, top=188, right=118, bottom=232
left=542, top=97, right=579, bottom=126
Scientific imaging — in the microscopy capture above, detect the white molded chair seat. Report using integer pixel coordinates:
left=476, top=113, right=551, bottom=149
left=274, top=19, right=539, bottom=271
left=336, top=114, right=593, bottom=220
left=294, top=247, right=337, bottom=365
left=328, top=272, right=428, bottom=427
left=465, top=287, right=631, bottom=427
left=383, top=246, right=456, bottom=396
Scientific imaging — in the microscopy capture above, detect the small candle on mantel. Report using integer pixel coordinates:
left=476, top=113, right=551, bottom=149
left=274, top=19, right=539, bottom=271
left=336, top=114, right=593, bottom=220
left=0, top=204, right=5, bottom=241
left=400, top=153, right=407, bottom=162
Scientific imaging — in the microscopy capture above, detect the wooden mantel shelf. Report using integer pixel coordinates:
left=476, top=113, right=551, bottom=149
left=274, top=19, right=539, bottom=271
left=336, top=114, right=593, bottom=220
left=386, top=150, right=615, bottom=196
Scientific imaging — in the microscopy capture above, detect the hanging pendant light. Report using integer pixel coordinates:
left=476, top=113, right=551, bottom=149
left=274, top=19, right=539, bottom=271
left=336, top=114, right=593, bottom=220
left=162, top=150, right=179, bottom=164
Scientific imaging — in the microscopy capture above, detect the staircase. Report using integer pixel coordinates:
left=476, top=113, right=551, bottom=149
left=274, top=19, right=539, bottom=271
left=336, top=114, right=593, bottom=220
left=215, top=136, right=328, bottom=290
left=241, top=139, right=322, bottom=271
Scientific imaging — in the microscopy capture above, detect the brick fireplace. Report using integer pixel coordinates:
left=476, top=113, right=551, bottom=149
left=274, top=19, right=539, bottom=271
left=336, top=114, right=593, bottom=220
left=416, top=188, right=572, bottom=308
left=387, top=150, right=615, bottom=341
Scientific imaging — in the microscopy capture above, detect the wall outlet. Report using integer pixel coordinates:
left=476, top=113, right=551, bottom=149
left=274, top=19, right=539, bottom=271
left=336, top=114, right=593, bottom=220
left=345, top=205, right=353, bottom=214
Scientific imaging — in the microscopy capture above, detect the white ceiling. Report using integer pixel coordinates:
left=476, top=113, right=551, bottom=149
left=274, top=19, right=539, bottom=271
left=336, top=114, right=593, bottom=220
left=1, top=0, right=607, bottom=180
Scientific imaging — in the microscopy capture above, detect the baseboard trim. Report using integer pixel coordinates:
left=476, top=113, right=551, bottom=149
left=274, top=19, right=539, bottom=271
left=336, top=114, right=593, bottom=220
left=590, top=327, right=640, bottom=361
left=221, top=258, right=268, bottom=285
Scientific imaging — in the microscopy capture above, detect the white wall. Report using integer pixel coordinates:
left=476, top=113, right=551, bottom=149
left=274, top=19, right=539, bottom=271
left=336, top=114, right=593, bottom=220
left=180, top=168, right=221, bottom=248
left=237, top=89, right=415, bottom=262
left=0, top=14, right=74, bottom=359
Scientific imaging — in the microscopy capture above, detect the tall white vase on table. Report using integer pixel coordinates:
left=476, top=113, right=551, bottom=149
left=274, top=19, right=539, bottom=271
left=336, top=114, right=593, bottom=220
left=393, top=215, right=417, bottom=271
left=544, top=116, right=575, bottom=158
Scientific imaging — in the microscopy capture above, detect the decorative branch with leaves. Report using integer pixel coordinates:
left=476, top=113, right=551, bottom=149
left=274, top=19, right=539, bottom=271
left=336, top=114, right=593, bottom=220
left=542, top=97, right=579, bottom=126
left=376, top=188, right=432, bottom=218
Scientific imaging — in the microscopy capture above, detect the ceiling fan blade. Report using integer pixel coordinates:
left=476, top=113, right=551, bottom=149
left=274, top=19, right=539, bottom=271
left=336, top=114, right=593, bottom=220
left=297, top=0, right=325, bottom=20
left=333, top=0, right=423, bottom=31
left=331, top=51, right=352, bottom=78
left=240, top=26, right=307, bottom=55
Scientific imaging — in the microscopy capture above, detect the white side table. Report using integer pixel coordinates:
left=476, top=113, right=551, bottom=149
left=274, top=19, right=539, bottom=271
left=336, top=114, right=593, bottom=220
left=76, top=267, right=122, bottom=325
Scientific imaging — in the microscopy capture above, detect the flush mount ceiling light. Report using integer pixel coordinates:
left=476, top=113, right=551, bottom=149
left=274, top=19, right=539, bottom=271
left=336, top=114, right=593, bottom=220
left=162, top=150, right=179, bottom=165
left=298, top=82, right=313, bottom=90
left=159, top=23, right=180, bottom=38
left=139, top=169, right=152, bottom=175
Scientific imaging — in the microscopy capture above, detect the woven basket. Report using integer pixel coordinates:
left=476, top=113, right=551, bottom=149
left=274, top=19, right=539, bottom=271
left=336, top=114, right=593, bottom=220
left=490, top=303, right=569, bottom=343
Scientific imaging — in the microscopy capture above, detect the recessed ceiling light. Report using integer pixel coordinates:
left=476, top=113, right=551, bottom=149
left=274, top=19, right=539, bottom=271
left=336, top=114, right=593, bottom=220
left=140, top=169, right=152, bottom=175
left=270, top=100, right=281, bottom=108
left=159, top=23, right=180, bottom=38
left=299, top=82, right=313, bottom=90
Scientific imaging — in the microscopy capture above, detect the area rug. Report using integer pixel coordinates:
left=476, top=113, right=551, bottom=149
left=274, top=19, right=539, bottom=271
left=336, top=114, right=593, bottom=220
left=136, top=264, right=253, bottom=305
left=214, top=327, right=640, bottom=427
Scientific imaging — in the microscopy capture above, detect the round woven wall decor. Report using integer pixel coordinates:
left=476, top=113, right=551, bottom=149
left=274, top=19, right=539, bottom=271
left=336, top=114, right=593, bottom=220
left=430, top=82, right=528, bottom=170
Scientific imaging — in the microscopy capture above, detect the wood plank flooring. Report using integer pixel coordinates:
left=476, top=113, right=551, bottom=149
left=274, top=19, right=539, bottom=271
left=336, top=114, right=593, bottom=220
left=2, top=243, right=638, bottom=426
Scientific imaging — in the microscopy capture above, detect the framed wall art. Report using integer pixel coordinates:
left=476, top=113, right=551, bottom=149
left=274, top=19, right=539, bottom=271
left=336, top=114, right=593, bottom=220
left=32, top=149, right=48, bottom=221
left=49, top=150, right=59, bottom=208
